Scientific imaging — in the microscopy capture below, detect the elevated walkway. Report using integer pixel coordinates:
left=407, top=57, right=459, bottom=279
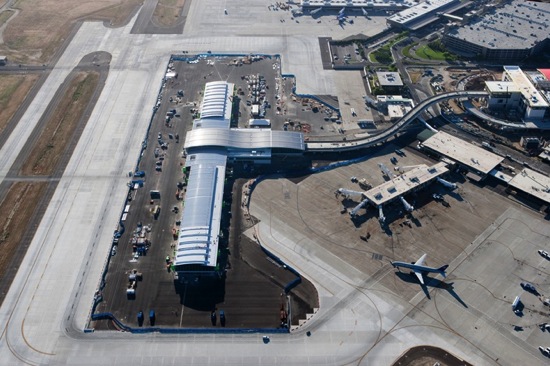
left=306, top=90, right=488, bottom=152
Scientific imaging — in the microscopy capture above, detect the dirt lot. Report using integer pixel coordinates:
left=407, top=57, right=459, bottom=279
left=0, top=182, right=46, bottom=283
left=0, top=66, right=102, bottom=304
left=153, top=0, right=186, bottom=26
left=408, top=70, right=422, bottom=84
left=392, top=346, right=473, bottom=366
left=0, top=0, right=141, bottom=64
left=21, top=71, right=99, bottom=175
left=0, top=74, right=40, bottom=134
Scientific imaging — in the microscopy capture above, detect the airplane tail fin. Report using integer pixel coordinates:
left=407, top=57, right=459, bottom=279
left=438, top=264, right=449, bottom=277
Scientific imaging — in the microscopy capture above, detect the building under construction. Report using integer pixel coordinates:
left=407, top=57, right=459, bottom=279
left=175, top=81, right=305, bottom=284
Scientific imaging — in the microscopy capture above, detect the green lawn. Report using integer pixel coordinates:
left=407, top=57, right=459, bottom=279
left=415, top=44, right=457, bottom=61
left=368, top=52, right=379, bottom=63
left=402, top=44, right=414, bottom=59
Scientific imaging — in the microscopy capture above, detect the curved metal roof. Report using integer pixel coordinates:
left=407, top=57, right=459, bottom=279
left=175, top=152, right=226, bottom=267
left=177, top=81, right=303, bottom=270
left=184, top=128, right=305, bottom=151
left=200, top=81, right=233, bottom=119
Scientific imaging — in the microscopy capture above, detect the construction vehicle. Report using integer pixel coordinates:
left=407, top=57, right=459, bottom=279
left=129, top=269, right=143, bottom=282
left=152, top=205, right=161, bottom=219
left=358, top=178, right=372, bottom=190
left=280, top=305, right=287, bottom=322
left=127, top=280, right=137, bottom=298
left=220, top=310, right=226, bottom=327
left=149, top=310, right=156, bottom=326
left=172, top=227, right=179, bottom=240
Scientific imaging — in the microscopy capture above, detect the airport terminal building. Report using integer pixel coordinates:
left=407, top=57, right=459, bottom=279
left=175, top=81, right=305, bottom=283
left=484, top=66, right=549, bottom=121
left=300, top=0, right=413, bottom=12
left=386, top=0, right=468, bottom=31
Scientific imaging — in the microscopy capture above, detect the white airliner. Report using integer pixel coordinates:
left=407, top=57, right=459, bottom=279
left=391, top=254, right=449, bottom=285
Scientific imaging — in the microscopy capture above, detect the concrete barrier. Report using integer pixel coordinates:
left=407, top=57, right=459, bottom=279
left=90, top=312, right=289, bottom=334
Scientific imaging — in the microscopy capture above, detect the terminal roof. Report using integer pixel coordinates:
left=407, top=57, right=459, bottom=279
left=504, top=66, right=549, bottom=108
left=485, top=81, right=520, bottom=94
left=178, top=81, right=305, bottom=269
left=185, top=128, right=305, bottom=151
left=388, top=0, right=459, bottom=26
left=508, top=168, right=550, bottom=205
left=301, top=0, right=413, bottom=9
left=176, top=80, right=235, bottom=269
left=422, top=131, right=504, bottom=175
left=200, top=81, right=234, bottom=121
left=176, top=151, right=226, bottom=267
left=364, top=162, right=448, bottom=206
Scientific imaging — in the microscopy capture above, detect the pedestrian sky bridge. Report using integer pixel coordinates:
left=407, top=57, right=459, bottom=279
left=306, top=90, right=489, bottom=152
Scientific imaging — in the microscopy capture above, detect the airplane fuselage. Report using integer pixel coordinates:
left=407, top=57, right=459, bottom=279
left=391, top=254, right=448, bottom=284
left=391, top=261, right=447, bottom=274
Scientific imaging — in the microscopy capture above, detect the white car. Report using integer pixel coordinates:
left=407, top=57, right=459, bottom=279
left=538, top=250, right=550, bottom=260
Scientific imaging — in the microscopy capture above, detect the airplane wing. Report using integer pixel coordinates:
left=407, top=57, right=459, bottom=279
left=414, top=271, right=425, bottom=285
left=414, top=253, right=427, bottom=266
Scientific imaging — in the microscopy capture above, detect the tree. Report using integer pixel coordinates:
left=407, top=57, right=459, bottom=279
left=373, top=48, right=392, bottom=64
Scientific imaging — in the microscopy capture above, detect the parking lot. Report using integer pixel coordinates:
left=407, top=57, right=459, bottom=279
left=330, top=43, right=364, bottom=68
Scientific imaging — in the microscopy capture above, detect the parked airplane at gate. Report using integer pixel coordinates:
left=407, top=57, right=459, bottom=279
left=391, top=254, right=449, bottom=285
